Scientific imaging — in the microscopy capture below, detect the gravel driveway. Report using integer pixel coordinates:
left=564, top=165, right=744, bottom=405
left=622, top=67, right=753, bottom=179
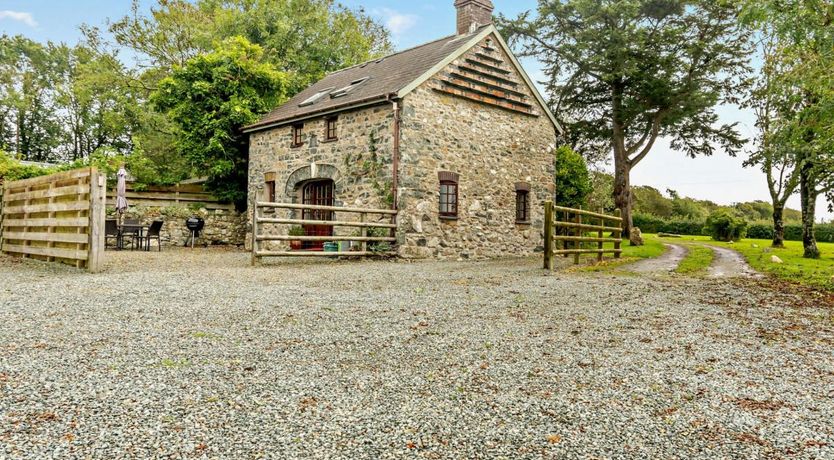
left=1, top=249, right=832, bottom=459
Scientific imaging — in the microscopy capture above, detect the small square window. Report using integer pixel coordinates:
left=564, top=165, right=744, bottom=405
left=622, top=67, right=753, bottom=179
left=516, top=190, right=530, bottom=223
left=292, top=124, right=304, bottom=147
left=325, top=117, right=338, bottom=141
left=440, top=182, right=458, bottom=218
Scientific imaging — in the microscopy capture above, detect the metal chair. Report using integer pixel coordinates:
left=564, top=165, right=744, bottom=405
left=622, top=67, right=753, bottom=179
left=142, top=220, right=164, bottom=252
left=105, top=220, right=120, bottom=249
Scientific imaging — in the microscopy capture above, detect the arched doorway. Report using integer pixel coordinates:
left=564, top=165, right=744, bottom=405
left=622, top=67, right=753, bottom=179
left=301, top=179, right=334, bottom=250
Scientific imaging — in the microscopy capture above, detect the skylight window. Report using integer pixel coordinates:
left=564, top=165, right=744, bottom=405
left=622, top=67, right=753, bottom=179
left=298, top=88, right=334, bottom=107
left=330, top=78, right=370, bottom=99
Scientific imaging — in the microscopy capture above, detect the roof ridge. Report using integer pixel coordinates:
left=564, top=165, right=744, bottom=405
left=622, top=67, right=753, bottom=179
left=327, top=30, right=477, bottom=77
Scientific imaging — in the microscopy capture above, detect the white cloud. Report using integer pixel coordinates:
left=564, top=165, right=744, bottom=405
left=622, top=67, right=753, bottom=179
left=0, top=10, right=37, bottom=28
left=374, top=8, right=418, bottom=37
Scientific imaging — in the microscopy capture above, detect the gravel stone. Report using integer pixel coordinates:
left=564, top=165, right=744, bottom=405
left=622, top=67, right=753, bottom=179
left=1, top=248, right=832, bottom=459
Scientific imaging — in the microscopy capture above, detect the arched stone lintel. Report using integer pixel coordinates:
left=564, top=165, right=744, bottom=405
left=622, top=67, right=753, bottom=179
left=284, top=163, right=343, bottom=198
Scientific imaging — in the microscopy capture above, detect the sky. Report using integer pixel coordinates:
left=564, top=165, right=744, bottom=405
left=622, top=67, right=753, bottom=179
left=1, top=0, right=830, bottom=220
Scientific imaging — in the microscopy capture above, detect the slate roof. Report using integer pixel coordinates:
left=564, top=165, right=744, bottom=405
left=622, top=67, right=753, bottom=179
left=243, top=28, right=488, bottom=132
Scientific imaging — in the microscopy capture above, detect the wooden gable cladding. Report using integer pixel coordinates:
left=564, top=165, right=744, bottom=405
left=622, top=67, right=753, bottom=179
left=433, top=37, right=539, bottom=117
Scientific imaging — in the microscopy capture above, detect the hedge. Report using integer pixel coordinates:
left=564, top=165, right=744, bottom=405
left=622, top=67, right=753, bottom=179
left=747, top=223, right=834, bottom=243
left=632, top=213, right=834, bottom=242
left=633, top=213, right=706, bottom=236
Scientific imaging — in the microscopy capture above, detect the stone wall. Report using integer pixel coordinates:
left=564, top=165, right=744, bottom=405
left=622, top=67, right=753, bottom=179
left=246, top=33, right=559, bottom=259
left=247, top=104, right=397, bottom=249
left=396, top=34, right=558, bottom=259
left=109, top=206, right=246, bottom=248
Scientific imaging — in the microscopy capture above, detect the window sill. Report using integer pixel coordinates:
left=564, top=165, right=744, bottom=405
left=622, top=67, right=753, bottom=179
left=291, top=143, right=304, bottom=149
left=321, top=138, right=338, bottom=144
left=515, top=220, right=531, bottom=226
left=439, top=215, right=459, bottom=221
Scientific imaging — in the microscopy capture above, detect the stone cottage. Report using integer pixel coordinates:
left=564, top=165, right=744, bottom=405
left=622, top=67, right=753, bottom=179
left=244, top=0, right=563, bottom=259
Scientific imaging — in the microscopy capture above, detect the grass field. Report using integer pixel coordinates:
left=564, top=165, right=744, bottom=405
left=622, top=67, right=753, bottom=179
left=666, top=235, right=834, bottom=291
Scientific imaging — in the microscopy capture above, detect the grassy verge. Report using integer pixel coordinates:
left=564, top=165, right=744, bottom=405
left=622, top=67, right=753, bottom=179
left=669, top=235, right=834, bottom=291
left=673, top=244, right=714, bottom=276
left=569, top=234, right=666, bottom=272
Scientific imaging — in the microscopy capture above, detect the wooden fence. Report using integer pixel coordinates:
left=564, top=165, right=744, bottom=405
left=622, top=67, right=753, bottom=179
left=543, top=202, right=623, bottom=269
left=0, top=168, right=106, bottom=272
left=107, top=181, right=234, bottom=211
left=252, top=201, right=397, bottom=264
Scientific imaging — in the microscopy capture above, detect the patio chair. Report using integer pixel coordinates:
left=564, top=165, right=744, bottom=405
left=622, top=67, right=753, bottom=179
left=142, top=220, right=164, bottom=252
left=105, top=220, right=119, bottom=249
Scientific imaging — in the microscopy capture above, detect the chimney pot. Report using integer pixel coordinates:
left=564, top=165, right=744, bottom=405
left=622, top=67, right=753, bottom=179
left=455, top=0, right=494, bottom=35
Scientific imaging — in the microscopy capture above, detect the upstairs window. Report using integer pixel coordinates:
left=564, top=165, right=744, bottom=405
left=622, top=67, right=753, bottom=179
left=292, top=124, right=304, bottom=148
left=325, top=117, right=338, bottom=141
left=515, top=182, right=530, bottom=223
left=439, top=171, right=459, bottom=219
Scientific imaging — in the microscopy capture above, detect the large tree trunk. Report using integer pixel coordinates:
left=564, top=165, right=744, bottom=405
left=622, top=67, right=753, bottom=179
left=799, top=163, right=820, bottom=259
left=612, top=151, right=635, bottom=242
left=611, top=83, right=639, bottom=245
left=771, top=204, right=785, bottom=248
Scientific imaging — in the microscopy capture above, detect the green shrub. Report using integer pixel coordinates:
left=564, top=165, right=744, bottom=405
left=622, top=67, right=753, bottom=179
left=633, top=213, right=705, bottom=236
left=704, top=210, right=748, bottom=242
left=0, top=151, right=56, bottom=183
left=554, top=146, right=592, bottom=208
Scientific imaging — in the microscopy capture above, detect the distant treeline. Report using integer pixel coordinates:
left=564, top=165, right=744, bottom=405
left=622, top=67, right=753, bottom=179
left=584, top=171, right=826, bottom=240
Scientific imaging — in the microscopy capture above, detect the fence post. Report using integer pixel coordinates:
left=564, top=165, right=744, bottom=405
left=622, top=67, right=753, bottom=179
left=87, top=169, right=106, bottom=273
left=543, top=201, right=553, bottom=270
left=574, top=206, right=582, bottom=265
left=614, top=208, right=622, bottom=259
left=360, top=212, right=368, bottom=253
left=0, top=185, right=5, bottom=246
left=251, top=196, right=259, bottom=266
left=597, top=208, right=604, bottom=262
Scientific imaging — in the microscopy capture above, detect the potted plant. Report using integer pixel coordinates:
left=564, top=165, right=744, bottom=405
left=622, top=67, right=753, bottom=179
left=288, top=226, right=305, bottom=250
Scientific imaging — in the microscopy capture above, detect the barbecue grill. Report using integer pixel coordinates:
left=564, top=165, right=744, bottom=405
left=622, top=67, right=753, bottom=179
left=185, top=216, right=205, bottom=248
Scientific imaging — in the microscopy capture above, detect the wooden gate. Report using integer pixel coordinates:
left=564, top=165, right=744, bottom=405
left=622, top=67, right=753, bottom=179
left=543, top=202, right=623, bottom=269
left=0, top=168, right=106, bottom=272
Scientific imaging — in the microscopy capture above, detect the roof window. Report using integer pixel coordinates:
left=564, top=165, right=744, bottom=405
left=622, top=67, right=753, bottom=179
left=299, top=88, right=334, bottom=107
left=330, top=78, right=370, bottom=99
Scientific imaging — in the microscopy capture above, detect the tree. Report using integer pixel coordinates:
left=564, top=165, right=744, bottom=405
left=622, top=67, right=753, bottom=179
left=0, top=36, right=63, bottom=162
left=743, top=0, right=834, bottom=258
left=743, top=30, right=800, bottom=248
left=553, top=146, right=592, bottom=208
left=500, top=0, right=752, bottom=244
left=108, top=0, right=392, bottom=91
left=151, top=37, right=287, bottom=208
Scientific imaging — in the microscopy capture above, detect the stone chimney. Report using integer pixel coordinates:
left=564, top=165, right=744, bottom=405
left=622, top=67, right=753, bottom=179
left=455, top=0, right=494, bottom=35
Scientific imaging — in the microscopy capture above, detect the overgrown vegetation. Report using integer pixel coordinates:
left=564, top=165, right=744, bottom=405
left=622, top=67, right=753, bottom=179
left=151, top=38, right=286, bottom=209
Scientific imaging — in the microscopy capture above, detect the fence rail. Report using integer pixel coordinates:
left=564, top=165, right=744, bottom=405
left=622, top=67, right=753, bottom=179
left=543, top=202, right=622, bottom=269
left=107, top=182, right=234, bottom=211
left=251, top=201, right=397, bottom=264
left=0, top=168, right=106, bottom=272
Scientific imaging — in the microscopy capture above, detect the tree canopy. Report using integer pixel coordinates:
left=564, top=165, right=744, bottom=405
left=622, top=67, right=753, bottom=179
left=152, top=37, right=287, bottom=208
left=500, top=0, right=753, bottom=243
